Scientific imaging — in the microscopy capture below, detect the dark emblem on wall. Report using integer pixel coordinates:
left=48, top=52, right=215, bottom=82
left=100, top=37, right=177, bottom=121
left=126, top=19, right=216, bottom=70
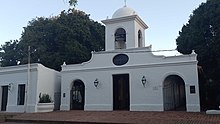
left=113, top=54, right=129, bottom=66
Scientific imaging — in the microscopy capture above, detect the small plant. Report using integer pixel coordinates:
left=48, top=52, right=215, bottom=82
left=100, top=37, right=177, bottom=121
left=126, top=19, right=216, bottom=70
left=39, top=93, right=52, bottom=103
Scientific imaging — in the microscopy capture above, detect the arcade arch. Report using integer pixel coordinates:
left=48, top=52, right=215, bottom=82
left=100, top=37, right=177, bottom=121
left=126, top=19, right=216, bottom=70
left=163, top=75, right=186, bottom=111
left=70, top=79, right=85, bottom=110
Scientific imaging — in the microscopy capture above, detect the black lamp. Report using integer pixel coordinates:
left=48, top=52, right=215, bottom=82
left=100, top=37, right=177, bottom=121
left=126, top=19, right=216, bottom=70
left=8, top=83, right=13, bottom=91
left=94, top=78, right=99, bottom=88
left=141, top=76, right=147, bottom=87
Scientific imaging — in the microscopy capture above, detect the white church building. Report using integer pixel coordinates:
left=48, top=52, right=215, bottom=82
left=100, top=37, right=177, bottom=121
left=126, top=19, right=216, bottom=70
left=60, top=6, right=201, bottom=112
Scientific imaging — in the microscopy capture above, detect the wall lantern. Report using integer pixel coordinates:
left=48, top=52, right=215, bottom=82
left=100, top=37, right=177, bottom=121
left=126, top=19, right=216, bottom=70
left=94, top=78, right=99, bottom=88
left=8, top=83, right=13, bottom=91
left=141, top=76, right=147, bottom=87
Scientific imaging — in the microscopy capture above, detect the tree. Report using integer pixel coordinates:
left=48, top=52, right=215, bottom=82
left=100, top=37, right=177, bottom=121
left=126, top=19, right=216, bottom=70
left=0, top=9, right=105, bottom=71
left=0, top=40, right=20, bottom=66
left=69, top=0, right=78, bottom=7
left=176, top=0, right=220, bottom=109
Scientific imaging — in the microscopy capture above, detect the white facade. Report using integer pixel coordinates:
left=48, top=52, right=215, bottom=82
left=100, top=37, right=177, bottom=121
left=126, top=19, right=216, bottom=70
left=0, top=63, right=61, bottom=113
left=60, top=6, right=201, bottom=112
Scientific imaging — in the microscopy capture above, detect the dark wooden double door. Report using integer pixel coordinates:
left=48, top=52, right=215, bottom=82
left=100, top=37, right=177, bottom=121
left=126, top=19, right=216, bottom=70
left=113, top=74, right=130, bottom=110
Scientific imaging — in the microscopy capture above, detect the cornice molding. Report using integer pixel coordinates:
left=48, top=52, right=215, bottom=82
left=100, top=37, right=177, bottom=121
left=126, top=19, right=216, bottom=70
left=62, top=60, right=198, bottom=74
left=102, top=15, right=148, bottom=29
left=0, top=63, right=40, bottom=75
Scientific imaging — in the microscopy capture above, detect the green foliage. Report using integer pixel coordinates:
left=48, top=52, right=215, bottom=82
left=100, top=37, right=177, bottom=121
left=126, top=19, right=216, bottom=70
left=176, top=0, right=220, bottom=110
left=39, top=93, right=52, bottom=103
left=176, top=0, right=220, bottom=79
left=0, top=40, right=20, bottom=66
left=69, top=0, right=78, bottom=7
left=0, top=8, right=105, bottom=71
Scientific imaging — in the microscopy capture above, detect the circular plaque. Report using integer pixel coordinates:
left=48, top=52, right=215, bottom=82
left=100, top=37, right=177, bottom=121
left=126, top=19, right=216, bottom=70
left=113, top=54, right=129, bottom=66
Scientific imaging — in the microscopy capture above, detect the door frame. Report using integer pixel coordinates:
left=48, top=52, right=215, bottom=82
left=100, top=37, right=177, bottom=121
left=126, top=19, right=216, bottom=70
left=70, top=80, right=85, bottom=110
left=113, top=74, right=130, bottom=110
left=1, top=86, right=8, bottom=111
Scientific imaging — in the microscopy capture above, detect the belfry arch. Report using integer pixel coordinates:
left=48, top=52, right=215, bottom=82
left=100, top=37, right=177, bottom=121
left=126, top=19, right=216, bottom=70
left=115, top=28, right=126, bottom=49
left=163, top=75, right=186, bottom=111
left=138, top=30, right=143, bottom=47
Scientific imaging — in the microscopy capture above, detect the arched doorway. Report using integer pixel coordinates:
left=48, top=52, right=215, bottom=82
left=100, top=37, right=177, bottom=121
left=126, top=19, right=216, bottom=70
left=115, top=28, right=126, bottom=49
left=163, top=75, right=186, bottom=111
left=70, top=80, right=85, bottom=110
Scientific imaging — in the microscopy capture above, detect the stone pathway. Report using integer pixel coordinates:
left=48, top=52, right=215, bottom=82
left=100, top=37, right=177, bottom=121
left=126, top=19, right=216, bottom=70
left=4, top=111, right=220, bottom=124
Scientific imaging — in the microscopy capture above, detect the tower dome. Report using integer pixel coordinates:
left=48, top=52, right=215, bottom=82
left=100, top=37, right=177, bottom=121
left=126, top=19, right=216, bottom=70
left=112, top=6, right=137, bottom=19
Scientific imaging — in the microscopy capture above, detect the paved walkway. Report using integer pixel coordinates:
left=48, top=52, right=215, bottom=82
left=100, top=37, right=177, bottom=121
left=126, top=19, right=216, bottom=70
left=5, top=111, right=220, bottom=124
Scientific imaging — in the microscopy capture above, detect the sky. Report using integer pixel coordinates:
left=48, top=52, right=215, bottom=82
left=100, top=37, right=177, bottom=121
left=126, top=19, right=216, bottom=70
left=0, top=0, right=206, bottom=55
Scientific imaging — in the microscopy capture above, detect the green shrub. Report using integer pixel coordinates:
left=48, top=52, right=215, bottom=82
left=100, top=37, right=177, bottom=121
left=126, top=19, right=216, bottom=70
left=39, top=93, right=52, bottom=103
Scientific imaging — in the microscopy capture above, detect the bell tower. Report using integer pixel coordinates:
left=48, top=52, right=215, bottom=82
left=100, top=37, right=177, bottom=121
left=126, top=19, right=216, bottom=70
left=102, top=6, right=148, bottom=51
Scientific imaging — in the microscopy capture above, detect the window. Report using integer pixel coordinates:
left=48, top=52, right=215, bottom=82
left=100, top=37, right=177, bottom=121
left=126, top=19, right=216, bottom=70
left=138, top=30, right=142, bottom=47
left=115, top=28, right=126, bottom=49
left=17, top=84, right=25, bottom=105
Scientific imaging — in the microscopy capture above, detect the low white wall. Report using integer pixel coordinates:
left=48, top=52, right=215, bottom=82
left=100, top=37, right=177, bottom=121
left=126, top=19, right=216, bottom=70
left=37, top=65, right=61, bottom=110
left=37, top=103, right=54, bottom=112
